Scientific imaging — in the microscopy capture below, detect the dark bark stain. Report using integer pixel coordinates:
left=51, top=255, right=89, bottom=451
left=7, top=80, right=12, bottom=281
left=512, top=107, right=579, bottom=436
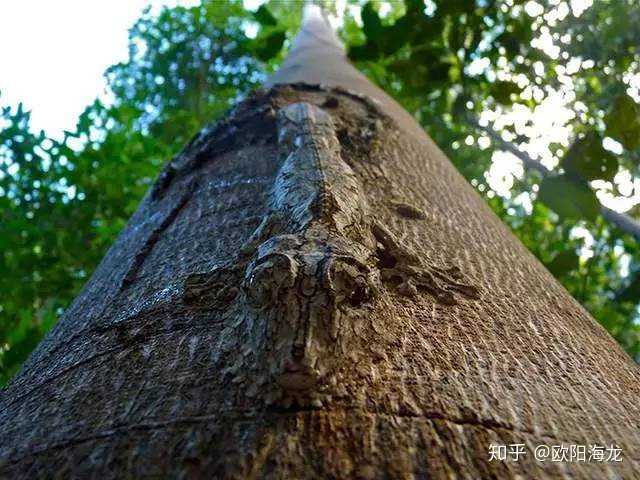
left=151, top=99, right=278, bottom=200
left=150, top=82, right=391, bottom=200
left=120, top=180, right=197, bottom=290
left=392, top=202, right=427, bottom=220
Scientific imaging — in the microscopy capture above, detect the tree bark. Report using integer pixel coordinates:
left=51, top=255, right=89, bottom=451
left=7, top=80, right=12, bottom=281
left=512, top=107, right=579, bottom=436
left=1, top=8, right=639, bottom=479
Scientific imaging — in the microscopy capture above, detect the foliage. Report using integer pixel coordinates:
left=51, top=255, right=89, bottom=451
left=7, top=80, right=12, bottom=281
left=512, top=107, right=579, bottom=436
left=1, top=0, right=639, bottom=385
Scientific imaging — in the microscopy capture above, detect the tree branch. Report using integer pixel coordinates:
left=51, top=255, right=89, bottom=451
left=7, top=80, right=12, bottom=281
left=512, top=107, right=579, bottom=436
left=470, top=118, right=640, bottom=242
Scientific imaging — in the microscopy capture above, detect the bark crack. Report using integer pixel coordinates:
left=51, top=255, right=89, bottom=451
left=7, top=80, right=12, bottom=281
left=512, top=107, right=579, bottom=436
left=2, top=319, right=219, bottom=413
left=120, top=180, right=196, bottom=290
left=2, top=407, right=565, bottom=466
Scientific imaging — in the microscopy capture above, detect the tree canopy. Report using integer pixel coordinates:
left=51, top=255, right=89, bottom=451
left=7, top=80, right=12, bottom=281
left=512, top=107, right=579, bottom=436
left=1, top=0, right=639, bottom=386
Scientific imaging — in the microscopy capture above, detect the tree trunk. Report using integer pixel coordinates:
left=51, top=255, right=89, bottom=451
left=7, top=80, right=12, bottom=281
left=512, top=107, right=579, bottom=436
left=2, top=8, right=639, bottom=479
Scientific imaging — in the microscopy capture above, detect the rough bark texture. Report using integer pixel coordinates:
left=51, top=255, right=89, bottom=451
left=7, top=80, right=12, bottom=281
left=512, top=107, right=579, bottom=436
left=1, top=9, right=639, bottom=480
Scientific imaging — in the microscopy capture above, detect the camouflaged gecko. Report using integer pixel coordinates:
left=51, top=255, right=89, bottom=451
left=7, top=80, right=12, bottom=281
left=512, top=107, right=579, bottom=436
left=183, top=102, right=479, bottom=409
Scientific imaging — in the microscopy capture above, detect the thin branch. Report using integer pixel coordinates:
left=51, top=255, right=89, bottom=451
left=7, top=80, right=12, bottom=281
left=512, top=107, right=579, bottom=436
left=469, top=117, right=640, bottom=242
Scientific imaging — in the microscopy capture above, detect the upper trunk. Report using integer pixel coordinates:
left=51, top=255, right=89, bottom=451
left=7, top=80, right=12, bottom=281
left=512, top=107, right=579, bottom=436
left=1, top=7, right=639, bottom=479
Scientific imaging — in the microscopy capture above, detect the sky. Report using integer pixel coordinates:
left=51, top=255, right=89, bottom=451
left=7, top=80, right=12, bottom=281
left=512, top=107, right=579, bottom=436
left=0, top=0, right=198, bottom=138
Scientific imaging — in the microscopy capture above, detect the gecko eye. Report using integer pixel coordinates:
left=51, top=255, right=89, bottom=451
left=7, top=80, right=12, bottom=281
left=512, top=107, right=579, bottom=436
left=244, top=253, right=297, bottom=308
left=348, top=276, right=370, bottom=307
left=326, top=258, right=373, bottom=308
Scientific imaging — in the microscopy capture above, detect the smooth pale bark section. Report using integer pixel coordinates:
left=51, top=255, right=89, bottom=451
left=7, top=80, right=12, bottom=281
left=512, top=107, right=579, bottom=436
left=1, top=6, right=639, bottom=479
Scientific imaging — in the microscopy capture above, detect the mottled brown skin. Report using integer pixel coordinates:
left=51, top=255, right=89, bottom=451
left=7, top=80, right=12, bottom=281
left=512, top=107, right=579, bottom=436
left=1, top=9, right=640, bottom=480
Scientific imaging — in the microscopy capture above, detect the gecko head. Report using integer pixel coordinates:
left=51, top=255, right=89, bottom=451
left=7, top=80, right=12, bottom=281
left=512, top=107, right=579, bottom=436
left=242, top=234, right=378, bottom=404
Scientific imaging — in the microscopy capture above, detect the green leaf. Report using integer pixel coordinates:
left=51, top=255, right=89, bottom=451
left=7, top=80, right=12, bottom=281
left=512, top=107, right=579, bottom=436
left=562, top=132, right=618, bottom=181
left=349, top=42, right=380, bottom=61
left=431, top=61, right=454, bottom=83
left=490, top=81, right=521, bottom=105
left=253, top=5, right=277, bottom=26
left=617, top=273, right=640, bottom=303
left=496, top=32, right=521, bottom=57
left=362, top=2, right=383, bottom=42
left=605, top=94, right=640, bottom=150
left=538, top=175, right=600, bottom=221
left=403, top=0, right=424, bottom=14
left=382, top=19, right=411, bottom=54
left=254, top=30, right=286, bottom=61
left=546, top=249, right=580, bottom=277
